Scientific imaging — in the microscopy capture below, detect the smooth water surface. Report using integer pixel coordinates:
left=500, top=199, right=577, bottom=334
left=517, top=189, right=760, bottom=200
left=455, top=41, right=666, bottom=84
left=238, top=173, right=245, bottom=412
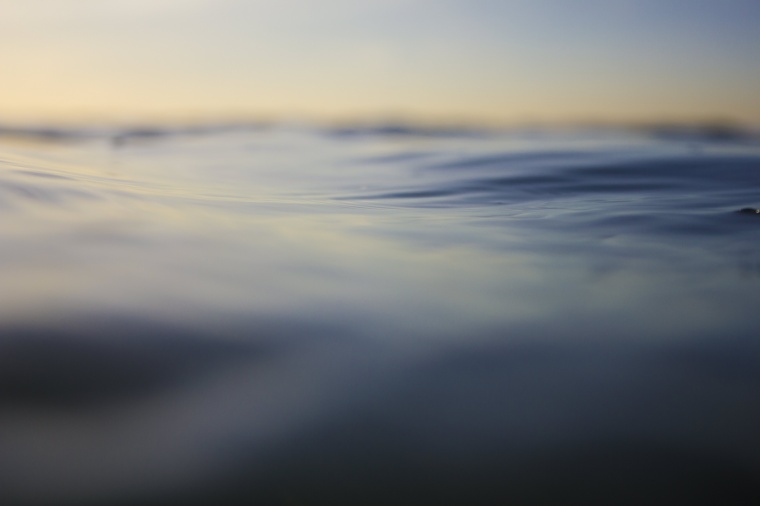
left=1, top=125, right=759, bottom=505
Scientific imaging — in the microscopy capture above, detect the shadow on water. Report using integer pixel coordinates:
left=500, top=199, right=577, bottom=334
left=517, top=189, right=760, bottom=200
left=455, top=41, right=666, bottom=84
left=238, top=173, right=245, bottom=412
left=0, top=318, right=759, bottom=505
left=0, top=324, right=260, bottom=411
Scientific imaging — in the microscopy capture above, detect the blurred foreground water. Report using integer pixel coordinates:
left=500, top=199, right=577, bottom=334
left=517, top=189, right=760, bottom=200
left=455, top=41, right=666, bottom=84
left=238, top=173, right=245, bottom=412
left=1, top=124, right=759, bottom=505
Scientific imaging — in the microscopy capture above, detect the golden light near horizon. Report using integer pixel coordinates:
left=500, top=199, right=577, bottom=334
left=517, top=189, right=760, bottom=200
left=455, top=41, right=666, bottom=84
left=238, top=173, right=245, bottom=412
left=1, top=0, right=759, bottom=125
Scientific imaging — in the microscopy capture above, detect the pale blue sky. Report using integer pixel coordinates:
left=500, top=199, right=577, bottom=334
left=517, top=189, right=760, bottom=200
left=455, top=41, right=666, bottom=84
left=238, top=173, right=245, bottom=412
left=1, top=0, right=758, bottom=124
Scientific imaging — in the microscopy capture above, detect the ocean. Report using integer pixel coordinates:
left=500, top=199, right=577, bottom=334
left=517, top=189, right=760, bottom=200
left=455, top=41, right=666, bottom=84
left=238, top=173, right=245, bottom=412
left=1, top=123, right=759, bottom=505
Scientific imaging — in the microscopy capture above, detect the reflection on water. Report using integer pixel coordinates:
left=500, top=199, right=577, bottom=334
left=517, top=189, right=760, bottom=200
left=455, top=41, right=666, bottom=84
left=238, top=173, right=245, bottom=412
left=0, top=125, right=759, bottom=504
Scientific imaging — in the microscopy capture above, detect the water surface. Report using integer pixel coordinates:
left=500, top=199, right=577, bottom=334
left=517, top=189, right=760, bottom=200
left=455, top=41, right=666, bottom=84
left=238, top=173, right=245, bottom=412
left=1, top=125, right=759, bottom=505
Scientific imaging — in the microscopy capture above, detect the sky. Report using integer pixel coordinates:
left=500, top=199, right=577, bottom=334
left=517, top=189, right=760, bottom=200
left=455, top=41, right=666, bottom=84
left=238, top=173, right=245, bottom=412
left=1, top=0, right=759, bottom=125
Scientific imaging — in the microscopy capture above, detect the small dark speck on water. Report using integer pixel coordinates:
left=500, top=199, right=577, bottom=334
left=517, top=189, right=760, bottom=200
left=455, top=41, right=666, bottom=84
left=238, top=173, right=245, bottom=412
left=737, top=208, right=760, bottom=215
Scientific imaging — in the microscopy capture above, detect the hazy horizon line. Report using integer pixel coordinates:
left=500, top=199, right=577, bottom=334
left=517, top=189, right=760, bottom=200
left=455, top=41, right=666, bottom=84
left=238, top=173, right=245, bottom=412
left=2, top=110, right=758, bottom=131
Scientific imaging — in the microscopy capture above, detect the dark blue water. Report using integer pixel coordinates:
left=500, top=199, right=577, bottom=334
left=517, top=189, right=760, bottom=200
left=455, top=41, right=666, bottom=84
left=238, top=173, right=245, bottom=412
left=1, top=124, right=759, bottom=505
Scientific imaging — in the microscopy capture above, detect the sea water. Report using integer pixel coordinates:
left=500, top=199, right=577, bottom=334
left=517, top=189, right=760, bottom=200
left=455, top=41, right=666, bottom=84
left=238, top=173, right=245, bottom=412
left=0, top=124, right=759, bottom=505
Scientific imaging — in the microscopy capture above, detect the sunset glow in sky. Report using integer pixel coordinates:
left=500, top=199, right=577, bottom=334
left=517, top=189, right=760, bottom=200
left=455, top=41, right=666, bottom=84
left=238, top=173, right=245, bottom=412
left=2, top=0, right=759, bottom=124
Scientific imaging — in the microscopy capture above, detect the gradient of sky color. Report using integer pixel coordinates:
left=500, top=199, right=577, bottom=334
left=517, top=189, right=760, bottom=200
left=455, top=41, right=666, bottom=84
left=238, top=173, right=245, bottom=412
left=1, top=0, right=759, bottom=124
